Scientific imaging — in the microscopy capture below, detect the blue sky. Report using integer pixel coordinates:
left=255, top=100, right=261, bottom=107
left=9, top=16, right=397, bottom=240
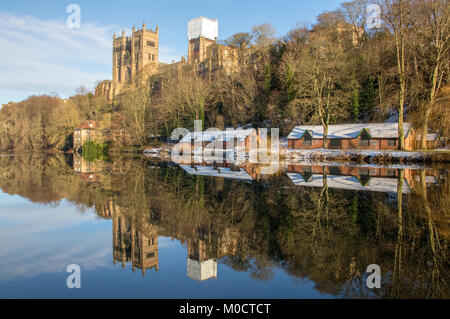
left=0, top=0, right=344, bottom=105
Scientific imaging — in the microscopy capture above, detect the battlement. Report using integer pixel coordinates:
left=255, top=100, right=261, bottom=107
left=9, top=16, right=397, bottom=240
left=113, top=24, right=159, bottom=41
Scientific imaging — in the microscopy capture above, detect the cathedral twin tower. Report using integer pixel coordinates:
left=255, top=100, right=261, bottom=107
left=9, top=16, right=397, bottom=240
left=112, top=17, right=220, bottom=85
left=112, top=22, right=159, bottom=85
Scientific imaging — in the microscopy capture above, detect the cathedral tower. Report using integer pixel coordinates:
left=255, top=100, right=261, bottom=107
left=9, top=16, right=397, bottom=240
left=112, top=22, right=159, bottom=85
left=187, top=17, right=218, bottom=64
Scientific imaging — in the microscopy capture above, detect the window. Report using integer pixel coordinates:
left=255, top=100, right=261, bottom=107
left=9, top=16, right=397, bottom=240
left=360, top=136, right=370, bottom=146
left=360, top=139, right=370, bottom=146
left=387, top=169, right=396, bottom=177
left=146, top=40, right=155, bottom=47
left=194, top=42, right=200, bottom=51
left=359, top=168, right=370, bottom=176
left=146, top=252, right=155, bottom=259
left=303, top=139, right=312, bottom=146
left=330, top=139, right=341, bottom=148
left=388, top=139, right=397, bottom=146
left=303, top=132, right=313, bottom=146
left=301, top=166, right=312, bottom=182
left=329, top=167, right=341, bottom=175
left=359, top=131, right=371, bottom=147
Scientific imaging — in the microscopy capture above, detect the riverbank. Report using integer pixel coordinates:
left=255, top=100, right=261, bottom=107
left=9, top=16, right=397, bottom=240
left=286, top=149, right=450, bottom=165
left=142, top=144, right=450, bottom=165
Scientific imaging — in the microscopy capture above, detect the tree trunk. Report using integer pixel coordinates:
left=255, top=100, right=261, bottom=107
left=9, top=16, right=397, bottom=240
left=323, top=125, right=328, bottom=149
left=394, top=0, right=406, bottom=150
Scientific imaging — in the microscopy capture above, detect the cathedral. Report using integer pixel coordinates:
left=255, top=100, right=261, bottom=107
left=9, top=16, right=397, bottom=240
left=96, top=17, right=237, bottom=101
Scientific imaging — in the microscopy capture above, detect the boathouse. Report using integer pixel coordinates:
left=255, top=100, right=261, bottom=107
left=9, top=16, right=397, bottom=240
left=287, top=123, right=414, bottom=150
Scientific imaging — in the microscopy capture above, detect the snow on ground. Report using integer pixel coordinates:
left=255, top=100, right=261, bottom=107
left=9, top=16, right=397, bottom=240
left=286, top=148, right=427, bottom=160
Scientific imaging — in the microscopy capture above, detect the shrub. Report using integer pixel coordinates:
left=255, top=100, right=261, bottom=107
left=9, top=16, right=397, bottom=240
left=82, top=141, right=109, bottom=162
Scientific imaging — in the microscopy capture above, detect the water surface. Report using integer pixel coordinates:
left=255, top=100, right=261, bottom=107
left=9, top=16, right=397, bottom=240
left=0, top=154, right=448, bottom=298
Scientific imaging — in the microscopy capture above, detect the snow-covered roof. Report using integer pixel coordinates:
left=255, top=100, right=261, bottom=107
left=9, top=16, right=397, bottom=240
left=415, top=134, right=438, bottom=141
left=287, top=123, right=413, bottom=140
left=414, top=175, right=438, bottom=184
left=287, top=173, right=411, bottom=194
left=180, top=165, right=253, bottom=181
left=180, top=129, right=255, bottom=143
left=76, top=120, right=97, bottom=130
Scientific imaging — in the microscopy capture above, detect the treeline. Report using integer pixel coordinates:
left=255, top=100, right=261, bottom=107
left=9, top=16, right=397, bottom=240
left=114, top=0, right=449, bottom=150
left=0, top=0, right=448, bottom=152
left=0, top=89, right=110, bottom=151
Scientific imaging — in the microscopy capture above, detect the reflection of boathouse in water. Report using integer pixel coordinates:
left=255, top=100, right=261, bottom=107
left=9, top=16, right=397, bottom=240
left=286, top=165, right=438, bottom=194
left=180, top=165, right=253, bottom=181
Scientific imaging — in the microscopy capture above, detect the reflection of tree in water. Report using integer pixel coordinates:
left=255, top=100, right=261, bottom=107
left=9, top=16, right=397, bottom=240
left=0, top=154, right=447, bottom=298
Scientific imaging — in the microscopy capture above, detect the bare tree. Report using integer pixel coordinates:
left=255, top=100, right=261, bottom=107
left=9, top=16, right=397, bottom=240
left=379, top=0, right=413, bottom=150
left=413, top=0, right=449, bottom=149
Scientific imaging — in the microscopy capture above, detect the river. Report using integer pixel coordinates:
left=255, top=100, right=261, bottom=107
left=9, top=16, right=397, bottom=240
left=0, top=154, right=448, bottom=298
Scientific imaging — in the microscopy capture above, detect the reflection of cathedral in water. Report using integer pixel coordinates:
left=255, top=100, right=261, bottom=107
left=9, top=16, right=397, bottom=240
left=107, top=202, right=241, bottom=281
left=107, top=202, right=238, bottom=281
left=187, top=239, right=217, bottom=281
left=113, top=213, right=159, bottom=276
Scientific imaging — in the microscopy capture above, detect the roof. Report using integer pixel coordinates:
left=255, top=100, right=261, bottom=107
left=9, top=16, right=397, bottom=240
left=287, top=173, right=412, bottom=194
left=76, top=120, right=97, bottom=130
left=179, top=129, right=255, bottom=143
left=180, top=165, right=253, bottom=181
left=415, top=134, right=438, bottom=141
left=287, top=123, right=413, bottom=140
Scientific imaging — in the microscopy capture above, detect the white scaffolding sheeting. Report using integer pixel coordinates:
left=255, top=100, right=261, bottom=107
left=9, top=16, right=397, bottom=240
left=188, top=17, right=218, bottom=40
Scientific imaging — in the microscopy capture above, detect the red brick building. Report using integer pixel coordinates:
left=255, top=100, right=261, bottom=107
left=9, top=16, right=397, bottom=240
left=177, top=129, right=259, bottom=153
left=287, top=123, right=415, bottom=151
left=73, top=120, right=98, bottom=151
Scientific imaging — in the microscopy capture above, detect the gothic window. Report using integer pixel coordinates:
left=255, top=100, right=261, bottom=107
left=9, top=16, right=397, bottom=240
left=194, top=42, right=200, bottom=51
left=146, top=40, right=155, bottom=47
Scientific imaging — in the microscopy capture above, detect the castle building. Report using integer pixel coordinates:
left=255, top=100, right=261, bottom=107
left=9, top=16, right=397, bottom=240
left=187, top=17, right=218, bottom=64
left=113, top=22, right=159, bottom=85
left=98, top=17, right=237, bottom=101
